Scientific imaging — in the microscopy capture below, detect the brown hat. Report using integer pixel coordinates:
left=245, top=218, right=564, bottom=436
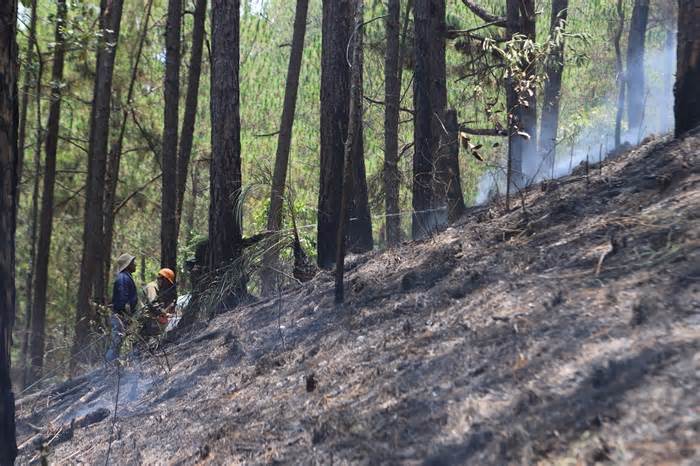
left=116, top=253, right=136, bottom=274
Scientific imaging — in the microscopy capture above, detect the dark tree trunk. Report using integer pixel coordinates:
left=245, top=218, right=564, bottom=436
left=261, top=0, right=309, bottom=293
left=442, top=109, right=466, bottom=222
left=539, top=0, right=568, bottom=176
left=318, top=0, right=372, bottom=269
left=626, top=0, right=650, bottom=131
left=614, top=0, right=625, bottom=147
left=675, top=0, right=700, bottom=136
left=72, top=0, right=124, bottom=369
left=27, top=0, right=67, bottom=385
left=383, top=0, right=401, bottom=247
left=347, top=27, right=373, bottom=254
left=412, top=0, right=445, bottom=239
left=518, top=0, right=538, bottom=180
left=506, top=0, right=522, bottom=192
left=176, top=0, right=207, bottom=233
left=506, top=0, right=537, bottom=187
left=335, top=0, right=363, bottom=305
left=209, top=0, right=245, bottom=300
left=161, top=0, right=182, bottom=271
left=103, top=0, right=153, bottom=288
left=17, top=1, right=39, bottom=381
left=17, top=0, right=38, bottom=191
left=184, top=161, right=199, bottom=248
left=664, top=28, right=675, bottom=127
left=20, top=46, right=43, bottom=388
left=429, top=0, right=464, bottom=224
left=0, top=0, right=19, bottom=461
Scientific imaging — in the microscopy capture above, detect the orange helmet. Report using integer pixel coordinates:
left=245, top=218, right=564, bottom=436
left=158, top=268, right=175, bottom=285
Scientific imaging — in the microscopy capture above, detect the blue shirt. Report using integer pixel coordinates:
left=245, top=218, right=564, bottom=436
left=112, top=271, right=138, bottom=315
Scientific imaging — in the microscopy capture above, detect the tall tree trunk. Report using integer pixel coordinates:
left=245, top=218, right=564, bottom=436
left=442, top=109, right=466, bottom=222
left=20, top=45, right=44, bottom=388
left=318, top=0, right=372, bottom=269
left=261, top=0, right=309, bottom=293
left=674, top=0, right=700, bottom=136
left=176, top=0, right=207, bottom=234
left=103, top=0, right=153, bottom=288
left=614, top=0, right=625, bottom=147
left=383, top=0, right=401, bottom=247
left=430, top=0, right=464, bottom=224
left=27, top=0, right=67, bottom=385
left=518, top=0, right=538, bottom=180
left=506, top=0, right=522, bottom=193
left=626, top=0, right=650, bottom=131
left=184, top=161, right=199, bottom=247
left=72, top=0, right=125, bottom=370
left=539, top=0, right=568, bottom=176
left=209, top=0, right=245, bottom=301
left=663, top=27, right=675, bottom=130
left=0, top=0, right=19, bottom=460
left=335, top=0, right=363, bottom=305
left=161, top=0, right=182, bottom=272
left=347, top=27, right=373, bottom=254
left=412, top=0, right=443, bottom=239
left=17, top=0, right=38, bottom=191
left=16, top=0, right=39, bottom=384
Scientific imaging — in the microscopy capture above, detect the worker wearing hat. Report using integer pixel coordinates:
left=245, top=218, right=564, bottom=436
left=141, top=268, right=177, bottom=335
left=106, top=253, right=139, bottom=362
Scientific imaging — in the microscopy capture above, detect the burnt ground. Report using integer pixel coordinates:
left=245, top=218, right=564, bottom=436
left=15, top=131, right=700, bottom=465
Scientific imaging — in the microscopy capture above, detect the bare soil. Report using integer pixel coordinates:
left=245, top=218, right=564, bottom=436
left=15, top=131, right=700, bottom=465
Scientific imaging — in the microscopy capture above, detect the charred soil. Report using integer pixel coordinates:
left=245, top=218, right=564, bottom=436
left=15, top=132, right=700, bottom=464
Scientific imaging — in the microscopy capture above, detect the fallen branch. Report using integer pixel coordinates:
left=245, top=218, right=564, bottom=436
left=114, top=173, right=162, bottom=215
left=460, top=0, right=507, bottom=26
left=459, top=125, right=507, bottom=137
left=18, top=408, right=110, bottom=453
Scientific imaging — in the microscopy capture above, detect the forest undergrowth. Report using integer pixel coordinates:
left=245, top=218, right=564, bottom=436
left=14, top=130, right=699, bottom=465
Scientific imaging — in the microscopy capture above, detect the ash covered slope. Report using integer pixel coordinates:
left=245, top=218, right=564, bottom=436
left=16, top=133, right=700, bottom=465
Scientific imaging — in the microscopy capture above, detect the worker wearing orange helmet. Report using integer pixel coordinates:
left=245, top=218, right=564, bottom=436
left=141, top=268, right=177, bottom=335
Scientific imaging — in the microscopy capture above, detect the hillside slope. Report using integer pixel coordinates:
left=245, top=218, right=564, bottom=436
left=16, top=132, right=699, bottom=465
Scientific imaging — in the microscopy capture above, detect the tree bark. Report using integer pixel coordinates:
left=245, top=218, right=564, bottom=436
left=161, top=0, right=182, bottom=271
left=16, top=0, right=39, bottom=384
left=0, top=0, right=19, bottom=461
left=443, top=109, right=466, bottom=222
left=103, top=0, right=153, bottom=289
left=614, top=0, right=625, bottom=147
left=518, top=0, right=538, bottom=180
left=539, top=0, right=568, bottom=176
left=383, top=0, right=401, bottom=247
left=430, top=0, right=464, bottom=225
left=412, top=0, right=444, bottom=239
left=72, top=0, right=124, bottom=370
left=176, top=0, right=207, bottom=234
left=20, top=43, right=43, bottom=388
left=506, top=0, right=537, bottom=187
left=626, top=0, right=650, bottom=131
left=28, top=0, right=67, bottom=385
left=347, top=25, right=373, bottom=254
left=17, top=0, right=38, bottom=192
left=184, top=160, right=199, bottom=247
left=318, top=0, right=372, bottom=269
left=209, top=0, right=245, bottom=301
left=335, top=0, right=363, bottom=305
left=261, top=0, right=309, bottom=293
left=675, top=0, right=700, bottom=136
left=506, top=0, right=522, bottom=192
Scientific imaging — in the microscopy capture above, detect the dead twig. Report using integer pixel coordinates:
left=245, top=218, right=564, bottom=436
left=595, top=239, right=615, bottom=276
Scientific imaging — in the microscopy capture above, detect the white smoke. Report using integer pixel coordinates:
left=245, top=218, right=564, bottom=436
left=473, top=38, right=676, bottom=205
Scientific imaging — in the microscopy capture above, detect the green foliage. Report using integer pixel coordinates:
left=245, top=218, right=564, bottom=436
left=13, top=0, right=677, bottom=374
